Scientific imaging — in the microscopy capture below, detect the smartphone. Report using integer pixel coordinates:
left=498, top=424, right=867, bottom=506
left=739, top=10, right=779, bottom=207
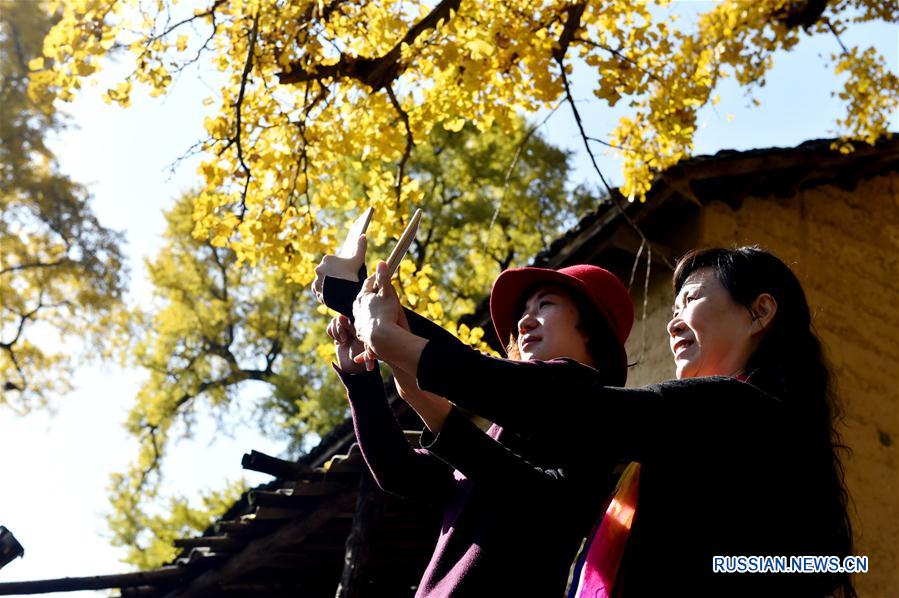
left=337, top=206, right=374, bottom=258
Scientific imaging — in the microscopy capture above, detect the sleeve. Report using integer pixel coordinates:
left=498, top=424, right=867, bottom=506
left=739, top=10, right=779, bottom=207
left=322, top=273, right=459, bottom=345
left=415, top=334, right=783, bottom=463
left=334, top=364, right=453, bottom=506
left=419, top=407, right=565, bottom=492
left=321, top=268, right=366, bottom=320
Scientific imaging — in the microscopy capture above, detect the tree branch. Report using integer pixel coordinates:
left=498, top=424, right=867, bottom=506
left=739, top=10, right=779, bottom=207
left=386, top=83, right=414, bottom=207
left=576, top=37, right=664, bottom=84
left=1, top=294, right=46, bottom=348
left=555, top=51, right=673, bottom=270
left=204, top=337, right=240, bottom=369
left=170, top=9, right=222, bottom=75
left=3, top=17, right=29, bottom=75
left=290, top=80, right=330, bottom=234
left=0, top=258, right=75, bottom=275
left=236, top=12, right=260, bottom=215
left=487, top=100, right=562, bottom=242
left=586, top=135, right=636, bottom=152
left=1, top=345, right=27, bottom=395
left=264, top=338, right=282, bottom=373
left=277, top=0, right=461, bottom=90
left=145, top=0, right=226, bottom=44
left=824, top=19, right=849, bottom=55
left=165, top=138, right=207, bottom=180
left=220, top=12, right=260, bottom=217
left=551, top=2, right=586, bottom=64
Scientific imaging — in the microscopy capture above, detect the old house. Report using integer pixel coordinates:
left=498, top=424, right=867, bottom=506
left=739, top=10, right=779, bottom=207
left=557, top=137, right=898, bottom=598
left=0, top=136, right=895, bottom=597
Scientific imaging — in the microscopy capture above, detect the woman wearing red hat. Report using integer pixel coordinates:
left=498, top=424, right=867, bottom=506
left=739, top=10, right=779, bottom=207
left=345, top=246, right=854, bottom=598
left=315, top=244, right=633, bottom=596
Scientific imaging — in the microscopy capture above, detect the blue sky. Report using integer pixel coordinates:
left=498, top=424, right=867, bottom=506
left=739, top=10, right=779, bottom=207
left=1, top=3, right=895, bottom=594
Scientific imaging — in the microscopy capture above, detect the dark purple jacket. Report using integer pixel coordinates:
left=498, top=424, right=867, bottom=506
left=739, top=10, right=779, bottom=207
left=326, top=275, right=613, bottom=596
left=335, top=365, right=612, bottom=597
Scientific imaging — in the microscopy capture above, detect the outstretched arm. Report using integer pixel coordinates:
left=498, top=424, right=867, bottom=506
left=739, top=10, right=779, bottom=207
left=335, top=365, right=454, bottom=506
left=414, top=333, right=784, bottom=464
left=328, top=314, right=452, bottom=506
left=332, top=313, right=452, bottom=434
left=420, top=406, right=571, bottom=493
left=355, top=314, right=781, bottom=464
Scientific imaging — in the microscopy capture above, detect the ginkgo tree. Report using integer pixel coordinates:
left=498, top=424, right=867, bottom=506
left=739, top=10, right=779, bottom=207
left=1, top=0, right=126, bottom=413
left=30, top=0, right=898, bottom=306
left=110, top=120, right=592, bottom=569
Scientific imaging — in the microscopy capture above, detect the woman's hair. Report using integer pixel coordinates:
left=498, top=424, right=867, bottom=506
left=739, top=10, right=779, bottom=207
left=674, top=246, right=855, bottom=597
left=505, top=284, right=626, bottom=386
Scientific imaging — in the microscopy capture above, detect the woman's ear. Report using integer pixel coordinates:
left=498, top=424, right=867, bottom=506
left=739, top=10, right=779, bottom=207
left=750, top=293, right=777, bottom=334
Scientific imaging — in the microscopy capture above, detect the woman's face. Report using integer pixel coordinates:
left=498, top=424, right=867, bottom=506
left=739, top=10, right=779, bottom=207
left=516, top=284, right=592, bottom=365
left=667, top=267, right=758, bottom=379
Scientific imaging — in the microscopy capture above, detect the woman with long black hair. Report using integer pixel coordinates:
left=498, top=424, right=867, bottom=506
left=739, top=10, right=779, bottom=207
left=352, top=246, right=854, bottom=597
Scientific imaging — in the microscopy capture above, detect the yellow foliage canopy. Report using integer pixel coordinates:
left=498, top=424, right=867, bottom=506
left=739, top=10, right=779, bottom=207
left=33, top=2, right=898, bottom=203
left=29, top=0, right=898, bottom=311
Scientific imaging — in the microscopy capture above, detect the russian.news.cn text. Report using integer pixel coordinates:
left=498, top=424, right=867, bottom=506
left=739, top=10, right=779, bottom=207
left=713, top=556, right=868, bottom=574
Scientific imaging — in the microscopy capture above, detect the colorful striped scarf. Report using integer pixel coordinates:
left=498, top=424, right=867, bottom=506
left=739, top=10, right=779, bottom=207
left=571, top=461, right=642, bottom=598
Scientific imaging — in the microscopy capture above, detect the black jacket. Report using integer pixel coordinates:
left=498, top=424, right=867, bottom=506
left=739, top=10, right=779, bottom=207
left=418, top=333, right=843, bottom=597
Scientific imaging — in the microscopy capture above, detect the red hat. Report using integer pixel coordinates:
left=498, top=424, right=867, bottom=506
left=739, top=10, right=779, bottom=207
left=489, top=264, right=634, bottom=365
